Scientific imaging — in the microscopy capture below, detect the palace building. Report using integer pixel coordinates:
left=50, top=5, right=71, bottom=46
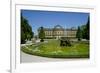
left=38, top=25, right=77, bottom=39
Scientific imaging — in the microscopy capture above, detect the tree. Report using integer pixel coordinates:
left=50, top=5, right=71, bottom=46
left=81, top=25, right=86, bottom=39
left=21, top=30, right=26, bottom=44
left=81, top=16, right=90, bottom=40
left=21, top=14, right=33, bottom=44
left=85, top=17, right=90, bottom=40
left=76, top=26, right=82, bottom=41
left=38, top=27, right=45, bottom=42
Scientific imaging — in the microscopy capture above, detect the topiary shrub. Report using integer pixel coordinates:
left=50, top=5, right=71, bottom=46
left=60, top=37, right=71, bottom=47
left=40, top=39, right=44, bottom=42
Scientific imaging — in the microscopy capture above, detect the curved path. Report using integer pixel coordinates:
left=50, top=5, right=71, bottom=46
left=20, top=51, right=87, bottom=63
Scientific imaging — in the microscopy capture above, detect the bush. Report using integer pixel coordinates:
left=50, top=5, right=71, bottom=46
left=60, top=37, right=71, bottom=46
left=40, top=39, right=44, bottom=42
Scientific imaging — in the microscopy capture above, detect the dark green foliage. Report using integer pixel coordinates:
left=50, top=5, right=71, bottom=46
left=60, top=37, right=71, bottom=46
left=85, top=17, right=90, bottom=40
left=21, top=14, right=33, bottom=44
left=76, top=16, right=90, bottom=41
left=38, top=27, right=45, bottom=42
left=81, top=25, right=86, bottom=39
left=21, top=30, right=26, bottom=44
left=76, top=26, right=82, bottom=41
left=81, top=17, right=90, bottom=40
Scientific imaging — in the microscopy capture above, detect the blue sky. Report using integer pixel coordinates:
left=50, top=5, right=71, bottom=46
left=21, top=10, right=89, bottom=35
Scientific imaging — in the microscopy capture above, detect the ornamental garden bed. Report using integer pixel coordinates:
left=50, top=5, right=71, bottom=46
left=21, top=40, right=89, bottom=58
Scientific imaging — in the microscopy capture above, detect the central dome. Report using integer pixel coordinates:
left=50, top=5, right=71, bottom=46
left=54, top=25, right=63, bottom=29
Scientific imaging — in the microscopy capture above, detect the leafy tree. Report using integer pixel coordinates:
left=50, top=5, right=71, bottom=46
left=21, top=30, right=26, bottom=44
left=38, top=27, right=45, bottom=42
left=85, top=17, right=90, bottom=40
left=76, top=26, right=82, bottom=41
left=81, top=17, right=90, bottom=40
left=21, top=14, right=33, bottom=44
left=81, top=25, right=86, bottom=39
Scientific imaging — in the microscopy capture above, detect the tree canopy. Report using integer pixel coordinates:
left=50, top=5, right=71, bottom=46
left=81, top=17, right=90, bottom=40
left=76, top=26, right=82, bottom=41
left=76, top=16, right=90, bottom=41
left=38, top=27, right=45, bottom=42
left=21, top=14, right=33, bottom=44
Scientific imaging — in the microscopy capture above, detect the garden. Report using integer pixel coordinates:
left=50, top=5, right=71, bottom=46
left=21, top=39, right=89, bottom=58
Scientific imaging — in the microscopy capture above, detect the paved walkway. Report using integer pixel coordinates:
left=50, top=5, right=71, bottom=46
left=20, top=51, right=88, bottom=63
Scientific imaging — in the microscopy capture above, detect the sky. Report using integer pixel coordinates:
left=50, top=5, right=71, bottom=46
left=21, top=10, right=89, bottom=35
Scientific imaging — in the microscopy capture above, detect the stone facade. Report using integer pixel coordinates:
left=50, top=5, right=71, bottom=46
left=38, top=25, right=77, bottom=39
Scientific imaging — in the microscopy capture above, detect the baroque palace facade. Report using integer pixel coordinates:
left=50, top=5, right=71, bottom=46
left=38, top=25, right=77, bottom=39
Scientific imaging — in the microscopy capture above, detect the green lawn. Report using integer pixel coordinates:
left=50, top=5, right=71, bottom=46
left=21, top=40, right=89, bottom=58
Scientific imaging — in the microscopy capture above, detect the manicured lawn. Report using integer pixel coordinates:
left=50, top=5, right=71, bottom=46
left=21, top=40, right=89, bottom=58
